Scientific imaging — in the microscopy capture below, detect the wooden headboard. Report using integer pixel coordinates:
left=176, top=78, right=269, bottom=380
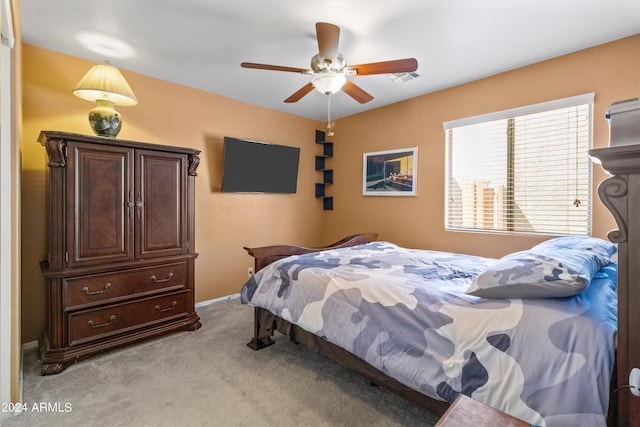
left=590, top=144, right=640, bottom=427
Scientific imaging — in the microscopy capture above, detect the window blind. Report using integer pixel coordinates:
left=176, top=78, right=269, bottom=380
left=445, top=96, right=592, bottom=236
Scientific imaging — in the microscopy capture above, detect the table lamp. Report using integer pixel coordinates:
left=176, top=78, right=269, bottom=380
left=73, top=60, right=137, bottom=137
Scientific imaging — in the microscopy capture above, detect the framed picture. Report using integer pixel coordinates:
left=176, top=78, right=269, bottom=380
left=363, top=147, right=417, bottom=196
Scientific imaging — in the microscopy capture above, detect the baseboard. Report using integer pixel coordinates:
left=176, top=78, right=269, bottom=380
left=195, top=293, right=240, bottom=308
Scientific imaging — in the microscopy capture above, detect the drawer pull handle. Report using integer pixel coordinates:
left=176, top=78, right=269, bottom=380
left=87, top=315, right=116, bottom=329
left=150, top=272, right=174, bottom=284
left=82, top=282, right=112, bottom=295
left=155, top=301, right=178, bottom=312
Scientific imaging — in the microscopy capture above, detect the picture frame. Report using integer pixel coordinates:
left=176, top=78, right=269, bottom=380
left=363, top=147, right=417, bottom=196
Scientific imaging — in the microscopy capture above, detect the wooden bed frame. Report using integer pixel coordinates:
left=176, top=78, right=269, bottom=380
left=244, top=147, right=639, bottom=427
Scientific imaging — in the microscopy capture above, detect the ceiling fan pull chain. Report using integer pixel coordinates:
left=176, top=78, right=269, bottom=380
left=327, top=94, right=335, bottom=136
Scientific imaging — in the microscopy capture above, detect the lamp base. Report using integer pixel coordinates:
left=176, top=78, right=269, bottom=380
left=88, top=100, right=122, bottom=137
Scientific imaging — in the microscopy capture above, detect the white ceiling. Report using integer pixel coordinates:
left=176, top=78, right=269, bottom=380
left=18, top=0, right=640, bottom=122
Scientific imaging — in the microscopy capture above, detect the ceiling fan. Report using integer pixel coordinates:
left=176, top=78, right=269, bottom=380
left=241, top=22, right=418, bottom=104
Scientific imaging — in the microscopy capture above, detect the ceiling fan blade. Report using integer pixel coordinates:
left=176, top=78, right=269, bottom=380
left=284, top=82, right=315, bottom=103
left=343, top=80, right=374, bottom=104
left=241, top=62, right=309, bottom=74
left=316, top=22, right=340, bottom=61
left=349, top=58, right=418, bottom=76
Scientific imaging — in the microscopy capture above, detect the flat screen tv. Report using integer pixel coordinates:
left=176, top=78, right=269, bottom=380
left=221, top=137, right=300, bottom=193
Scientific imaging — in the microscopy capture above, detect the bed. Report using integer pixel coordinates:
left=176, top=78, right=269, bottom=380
left=240, top=233, right=618, bottom=427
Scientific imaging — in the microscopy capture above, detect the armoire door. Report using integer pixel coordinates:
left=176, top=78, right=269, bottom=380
left=66, top=142, right=135, bottom=267
left=135, top=149, right=189, bottom=259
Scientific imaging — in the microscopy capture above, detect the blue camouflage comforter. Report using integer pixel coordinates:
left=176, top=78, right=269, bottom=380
left=241, top=241, right=617, bottom=426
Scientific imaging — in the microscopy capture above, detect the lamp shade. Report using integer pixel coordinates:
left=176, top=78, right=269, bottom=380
left=73, top=61, right=138, bottom=106
left=312, top=73, right=346, bottom=96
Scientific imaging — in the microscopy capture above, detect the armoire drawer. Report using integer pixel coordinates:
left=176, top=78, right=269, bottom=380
left=67, top=291, right=188, bottom=346
left=63, top=262, right=187, bottom=310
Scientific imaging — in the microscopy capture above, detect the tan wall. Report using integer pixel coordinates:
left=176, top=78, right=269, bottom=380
left=327, top=34, right=640, bottom=258
left=20, top=44, right=326, bottom=343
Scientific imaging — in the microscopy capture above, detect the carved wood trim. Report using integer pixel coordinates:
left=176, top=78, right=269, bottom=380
left=45, top=138, right=66, bottom=167
left=597, top=175, right=628, bottom=243
left=590, top=144, right=640, bottom=426
left=188, top=154, right=200, bottom=176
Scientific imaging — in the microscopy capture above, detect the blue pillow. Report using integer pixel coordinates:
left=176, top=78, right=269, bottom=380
left=531, top=236, right=616, bottom=259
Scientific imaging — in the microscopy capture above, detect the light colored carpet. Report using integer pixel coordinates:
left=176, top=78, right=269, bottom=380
left=5, top=298, right=440, bottom=426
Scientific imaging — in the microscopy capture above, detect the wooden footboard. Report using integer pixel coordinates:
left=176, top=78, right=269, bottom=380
left=244, top=232, right=378, bottom=272
left=244, top=233, right=378, bottom=350
left=243, top=232, right=377, bottom=351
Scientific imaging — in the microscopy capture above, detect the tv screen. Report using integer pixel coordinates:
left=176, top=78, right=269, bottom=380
left=221, top=137, right=300, bottom=193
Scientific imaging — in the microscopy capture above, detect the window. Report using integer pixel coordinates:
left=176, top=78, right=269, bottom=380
left=444, top=93, right=593, bottom=236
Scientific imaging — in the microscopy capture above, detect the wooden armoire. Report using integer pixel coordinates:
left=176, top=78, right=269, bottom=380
left=38, top=131, right=201, bottom=375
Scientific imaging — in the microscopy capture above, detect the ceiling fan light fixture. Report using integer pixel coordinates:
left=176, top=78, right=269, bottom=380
left=312, top=73, right=347, bottom=95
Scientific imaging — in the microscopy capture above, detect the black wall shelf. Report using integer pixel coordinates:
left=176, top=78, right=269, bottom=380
left=315, top=130, right=333, bottom=210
